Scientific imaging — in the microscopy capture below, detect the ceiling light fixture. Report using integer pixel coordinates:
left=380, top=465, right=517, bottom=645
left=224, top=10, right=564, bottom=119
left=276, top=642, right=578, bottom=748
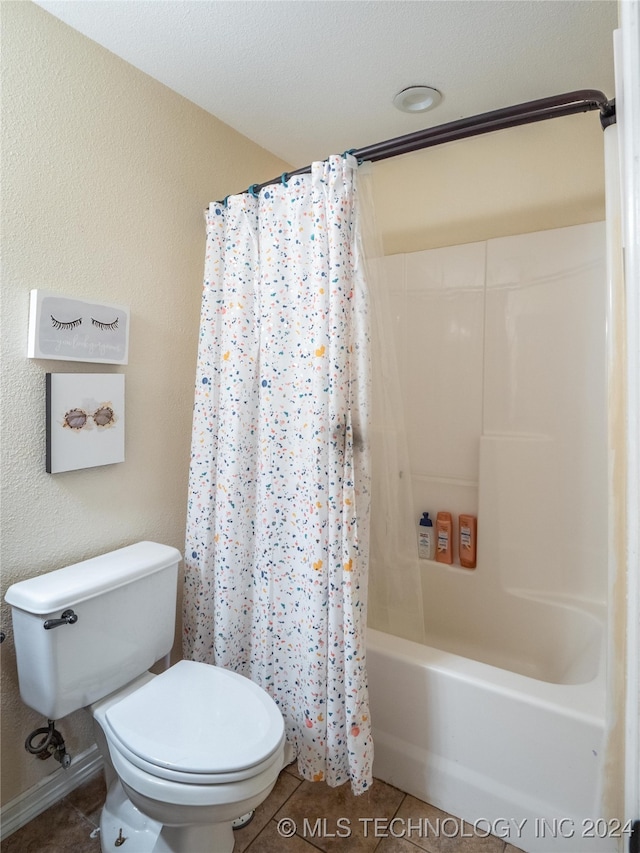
left=393, top=86, right=442, bottom=114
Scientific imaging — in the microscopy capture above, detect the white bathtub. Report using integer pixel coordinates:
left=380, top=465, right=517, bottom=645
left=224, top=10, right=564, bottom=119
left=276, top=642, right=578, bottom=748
left=418, top=559, right=604, bottom=684
left=367, top=616, right=618, bottom=853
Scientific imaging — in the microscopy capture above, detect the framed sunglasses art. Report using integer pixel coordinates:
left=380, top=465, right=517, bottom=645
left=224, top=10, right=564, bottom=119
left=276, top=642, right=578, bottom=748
left=46, top=373, right=125, bottom=473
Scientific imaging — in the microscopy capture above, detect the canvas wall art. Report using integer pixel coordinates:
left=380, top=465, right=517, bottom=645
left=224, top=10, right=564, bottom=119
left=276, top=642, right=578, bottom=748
left=46, top=373, right=125, bottom=473
left=28, top=290, right=130, bottom=364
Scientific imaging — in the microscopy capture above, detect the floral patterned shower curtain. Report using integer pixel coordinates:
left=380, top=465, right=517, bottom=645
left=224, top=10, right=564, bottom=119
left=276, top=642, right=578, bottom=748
left=183, top=155, right=372, bottom=793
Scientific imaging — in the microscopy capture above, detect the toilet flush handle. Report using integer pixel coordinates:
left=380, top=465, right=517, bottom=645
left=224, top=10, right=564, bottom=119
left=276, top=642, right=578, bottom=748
left=43, top=609, right=78, bottom=630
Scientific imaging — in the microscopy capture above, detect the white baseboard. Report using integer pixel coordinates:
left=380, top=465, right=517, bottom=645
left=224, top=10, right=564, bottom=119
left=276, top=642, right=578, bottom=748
left=0, top=745, right=103, bottom=841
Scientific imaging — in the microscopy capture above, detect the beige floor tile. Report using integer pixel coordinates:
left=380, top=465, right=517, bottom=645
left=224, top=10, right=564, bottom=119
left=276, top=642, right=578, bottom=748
left=376, top=837, right=432, bottom=853
left=0, top=801, right=100, bottom=853
left=284, top=759, right=305, bottom=781
left=64, top=771, right=107, bottom=826
left=274, top=777, right=406, bottom=852
left=234, top=769, right=303, bottom=852
left=393, top=796, right=506, bottom=853
left=244, top=819, right=322, bottom=852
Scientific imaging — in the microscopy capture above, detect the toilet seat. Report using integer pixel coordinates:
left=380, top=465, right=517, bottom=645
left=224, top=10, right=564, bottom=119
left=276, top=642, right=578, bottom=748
left=100, top=660, right=285, bottom=785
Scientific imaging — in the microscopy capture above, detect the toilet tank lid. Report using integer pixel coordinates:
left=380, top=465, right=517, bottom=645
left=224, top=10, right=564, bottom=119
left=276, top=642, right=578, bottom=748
left=5, top=542, right=181, bottom=614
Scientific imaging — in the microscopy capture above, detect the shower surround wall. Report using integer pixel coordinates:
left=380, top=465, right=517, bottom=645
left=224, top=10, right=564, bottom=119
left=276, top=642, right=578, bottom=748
left=366, top=222, right=609, bottom=851
left=371, top=221, right=607, bottom=653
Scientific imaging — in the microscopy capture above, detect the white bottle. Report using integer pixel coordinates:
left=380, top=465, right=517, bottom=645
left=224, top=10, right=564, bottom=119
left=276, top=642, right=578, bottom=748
left=418, top=512, right=434, bottom=559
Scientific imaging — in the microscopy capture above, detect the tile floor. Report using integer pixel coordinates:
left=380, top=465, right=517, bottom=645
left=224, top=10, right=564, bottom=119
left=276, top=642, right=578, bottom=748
left=1, top=763, right=525, bottom=853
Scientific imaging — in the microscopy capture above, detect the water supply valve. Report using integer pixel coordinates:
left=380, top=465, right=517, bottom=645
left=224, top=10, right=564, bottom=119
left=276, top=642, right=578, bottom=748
left=25, top=720, right=72, bottom=769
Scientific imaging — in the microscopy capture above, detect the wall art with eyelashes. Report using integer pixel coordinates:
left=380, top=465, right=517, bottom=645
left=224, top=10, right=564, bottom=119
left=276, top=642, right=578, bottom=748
left=46, top=373, right=125, bottom=473
left=28, top=290, right=129, bottom=364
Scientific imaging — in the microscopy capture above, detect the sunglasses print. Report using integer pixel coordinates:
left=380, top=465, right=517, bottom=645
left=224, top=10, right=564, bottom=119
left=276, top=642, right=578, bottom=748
left=63, top=406, right=115, bottom=430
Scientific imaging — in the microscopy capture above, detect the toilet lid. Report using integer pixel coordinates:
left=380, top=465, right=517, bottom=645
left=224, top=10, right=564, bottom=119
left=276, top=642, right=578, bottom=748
left=104, top=660, right=284, bottom=775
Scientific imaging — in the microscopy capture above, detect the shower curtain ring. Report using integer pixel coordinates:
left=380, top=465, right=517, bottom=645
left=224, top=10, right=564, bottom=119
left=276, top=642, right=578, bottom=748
left=223, top=196, right=229, bottom=208
left=248, top=184, right=259, bottom=198
left=342, top=149, right=356, bottom=158
left=281, top=172, right=289, bottom=187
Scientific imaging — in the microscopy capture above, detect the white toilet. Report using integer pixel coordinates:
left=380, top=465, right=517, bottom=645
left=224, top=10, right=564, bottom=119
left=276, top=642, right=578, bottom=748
left=5, top=542, right=286, bottom=853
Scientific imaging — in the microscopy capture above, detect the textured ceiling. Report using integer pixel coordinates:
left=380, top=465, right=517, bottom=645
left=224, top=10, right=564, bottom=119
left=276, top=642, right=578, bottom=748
left=35, top=0, right=617, bottom=167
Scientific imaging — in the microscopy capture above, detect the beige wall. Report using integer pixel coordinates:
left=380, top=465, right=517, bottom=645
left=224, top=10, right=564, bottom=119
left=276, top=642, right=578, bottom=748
left=0, top=1, right=288, bottom=806
left=372, top=111, right=605, bottom=254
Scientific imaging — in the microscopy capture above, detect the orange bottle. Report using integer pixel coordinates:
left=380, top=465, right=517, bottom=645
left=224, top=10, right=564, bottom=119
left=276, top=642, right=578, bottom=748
left=459, top=514, right=477, bottom=569
left=435, top=512, right=453, bottom=564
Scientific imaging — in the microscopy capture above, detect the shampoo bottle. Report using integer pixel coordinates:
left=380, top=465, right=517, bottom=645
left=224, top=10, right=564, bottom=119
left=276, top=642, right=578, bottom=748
left=459, top=514, right=477, bottom=569
left=417, top=512, right=434, bottom=560
left=435, top=511, right=453, bottom=564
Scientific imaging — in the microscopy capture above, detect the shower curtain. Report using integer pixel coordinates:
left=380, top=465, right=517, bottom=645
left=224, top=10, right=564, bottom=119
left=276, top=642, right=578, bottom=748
left=357, top=166, right=425, bottom=646
left=183, top=154, right=373, bottom=793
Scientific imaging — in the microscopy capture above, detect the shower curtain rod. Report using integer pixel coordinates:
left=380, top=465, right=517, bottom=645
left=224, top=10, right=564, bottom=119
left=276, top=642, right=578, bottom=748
left=233, top=89, right=615, bottom=199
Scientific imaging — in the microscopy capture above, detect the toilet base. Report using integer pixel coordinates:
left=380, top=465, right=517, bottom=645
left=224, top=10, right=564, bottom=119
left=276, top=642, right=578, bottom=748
left=100, top=778, right=163, bottom=852
left=100, top=778, right=236, bottom=853
left=150, top=822, right=234, bottom=853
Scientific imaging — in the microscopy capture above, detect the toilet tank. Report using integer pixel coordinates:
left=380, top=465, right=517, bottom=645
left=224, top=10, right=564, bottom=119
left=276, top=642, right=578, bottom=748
left=5, top=542, right=181, bottom=720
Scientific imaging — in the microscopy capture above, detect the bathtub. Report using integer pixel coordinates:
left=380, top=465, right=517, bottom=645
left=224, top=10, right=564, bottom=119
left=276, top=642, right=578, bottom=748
left=367, top=603, right=617, bottom=853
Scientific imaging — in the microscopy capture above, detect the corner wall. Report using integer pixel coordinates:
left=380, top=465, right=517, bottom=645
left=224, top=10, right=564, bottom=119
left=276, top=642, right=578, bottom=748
left=0, top=1, right=289, bottom=806
left=371, top=112, right=606, bottom=254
